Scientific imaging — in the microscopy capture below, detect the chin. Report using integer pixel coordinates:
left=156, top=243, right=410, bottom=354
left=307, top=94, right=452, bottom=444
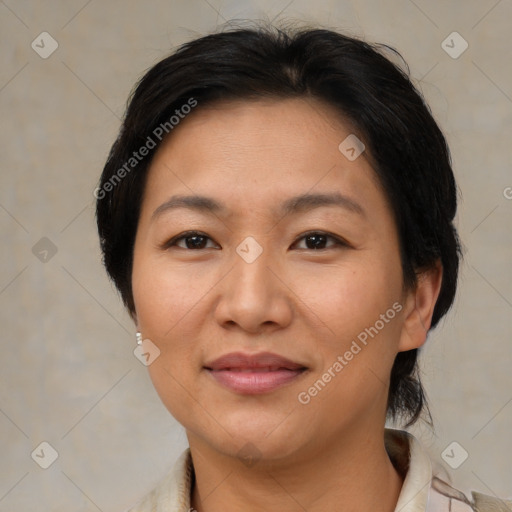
left=186, top=409, right=308, bottom=462
left=218, top=433, right=305, bottom=466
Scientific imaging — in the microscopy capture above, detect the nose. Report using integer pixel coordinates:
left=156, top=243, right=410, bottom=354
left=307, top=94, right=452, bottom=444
left=213, top=251, right=293, bottom=335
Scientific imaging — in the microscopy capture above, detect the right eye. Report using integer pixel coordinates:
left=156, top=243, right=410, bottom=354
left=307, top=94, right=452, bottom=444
left=163, top=231, right=220, bottom=250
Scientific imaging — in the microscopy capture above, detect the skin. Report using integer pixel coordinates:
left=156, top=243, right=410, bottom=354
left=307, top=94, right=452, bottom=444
left=131, top=97, right=442, bottom=512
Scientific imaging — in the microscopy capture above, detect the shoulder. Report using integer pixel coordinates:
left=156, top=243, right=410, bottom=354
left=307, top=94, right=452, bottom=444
left=430, top=475, right=512, bottom=512
left=385, top=429, right=512, bottom=512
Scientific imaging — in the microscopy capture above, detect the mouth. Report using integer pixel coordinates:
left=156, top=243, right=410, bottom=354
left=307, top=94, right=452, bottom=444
left=204, top=352, right=308, bottom=394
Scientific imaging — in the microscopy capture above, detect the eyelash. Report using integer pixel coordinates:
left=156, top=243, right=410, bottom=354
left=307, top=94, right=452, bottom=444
left=162, top=230, right=349, bottom=251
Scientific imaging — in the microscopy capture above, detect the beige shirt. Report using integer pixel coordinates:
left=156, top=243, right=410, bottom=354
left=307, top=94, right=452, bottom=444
left=127, top=429, right=511, bottom=512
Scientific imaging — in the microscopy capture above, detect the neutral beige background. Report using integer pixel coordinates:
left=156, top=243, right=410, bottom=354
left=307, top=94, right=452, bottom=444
left=0, top=0, right=511, bottom=510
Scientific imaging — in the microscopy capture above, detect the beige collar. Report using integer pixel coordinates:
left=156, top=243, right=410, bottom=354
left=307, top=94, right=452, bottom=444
left=127, top=429, right=456, bottom=512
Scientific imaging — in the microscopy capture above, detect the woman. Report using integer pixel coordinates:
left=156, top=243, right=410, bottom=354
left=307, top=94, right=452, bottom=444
left=96, top=24, right=509, bottom=512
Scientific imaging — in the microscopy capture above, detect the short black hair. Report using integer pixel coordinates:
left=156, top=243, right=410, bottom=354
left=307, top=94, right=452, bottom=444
left=96, top=22, right=462, bottom=427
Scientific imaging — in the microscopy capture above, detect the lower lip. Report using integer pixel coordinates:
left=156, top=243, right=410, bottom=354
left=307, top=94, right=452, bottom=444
left=206, top=368, right=306, bottom=394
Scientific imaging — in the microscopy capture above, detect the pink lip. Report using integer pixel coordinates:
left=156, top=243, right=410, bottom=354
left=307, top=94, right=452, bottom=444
left=204, top=352, right=307, bottom=394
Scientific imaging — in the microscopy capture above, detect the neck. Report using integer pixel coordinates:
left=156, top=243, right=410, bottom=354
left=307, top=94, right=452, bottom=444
left=188, top=427, right=404, bottom=512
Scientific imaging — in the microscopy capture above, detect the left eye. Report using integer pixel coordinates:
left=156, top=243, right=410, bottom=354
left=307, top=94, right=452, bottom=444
left=291, top=232, right=347, bottom=250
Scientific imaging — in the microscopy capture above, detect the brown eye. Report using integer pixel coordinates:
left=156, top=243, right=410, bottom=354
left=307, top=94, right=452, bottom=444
left=181, top=234, right=209, bottom=249
left=292, top=232, right=347, bottom=250
left=165, top=231, right=219, bottom=250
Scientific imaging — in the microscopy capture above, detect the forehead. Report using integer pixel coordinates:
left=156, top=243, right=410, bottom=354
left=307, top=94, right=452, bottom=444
left=157, top=97, right=360, bottom=158
left=142, top=97, right=385, bottom=217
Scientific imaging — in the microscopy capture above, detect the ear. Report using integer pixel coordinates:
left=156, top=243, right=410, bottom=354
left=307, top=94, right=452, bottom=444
left=398, top=260, right=443, bottom=352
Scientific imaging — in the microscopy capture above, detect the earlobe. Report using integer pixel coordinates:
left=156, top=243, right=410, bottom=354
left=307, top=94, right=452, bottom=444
left=398, top=261, right=443, bottom=352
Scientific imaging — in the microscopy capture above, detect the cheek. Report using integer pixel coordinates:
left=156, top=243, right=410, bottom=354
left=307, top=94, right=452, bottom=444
left=287, top=257, right=404, bottom=407
left=288, top=259, right=403, bottom=343
left=132, top=257, right=210, bottom=420
left=296, top=272, right=404, bottom=426
left=132, top=255, right=214, bottom=339
left=132, top=255, right=219, bottom=399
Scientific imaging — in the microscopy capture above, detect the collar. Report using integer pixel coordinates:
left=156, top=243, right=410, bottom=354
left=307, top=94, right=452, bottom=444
left=385, top=428, right=433, bottom=511
left=129, top=428, right=436, bottom=512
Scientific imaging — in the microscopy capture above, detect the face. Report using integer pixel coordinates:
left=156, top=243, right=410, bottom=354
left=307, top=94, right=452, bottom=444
left=132, top=98, right=416, bottom=463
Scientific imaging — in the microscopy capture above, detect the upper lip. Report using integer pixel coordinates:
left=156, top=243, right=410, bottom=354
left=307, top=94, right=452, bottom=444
left=204, top=352, right=306, bottom=371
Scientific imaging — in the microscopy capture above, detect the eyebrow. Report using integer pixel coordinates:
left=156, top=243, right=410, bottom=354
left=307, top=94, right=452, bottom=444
left=151, top=192, right=365, bottom=221
left=152, top=195, right=226, bottom=220
left=280, top=192, right=365, bottom=218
